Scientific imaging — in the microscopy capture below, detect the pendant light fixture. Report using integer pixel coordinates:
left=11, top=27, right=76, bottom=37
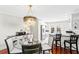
left=23, top=5, right=37, bottom=27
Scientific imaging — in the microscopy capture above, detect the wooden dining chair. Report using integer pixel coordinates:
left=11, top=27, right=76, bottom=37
left=22, top=43, right=42, bottom=54
left=53, top=34, right=62, bottom=54
left=64, top=35, right=79, bottom=54
left=5, top=36, right=22, bottom=54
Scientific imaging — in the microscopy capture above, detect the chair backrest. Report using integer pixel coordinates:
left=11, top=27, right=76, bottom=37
left=16, top=32, right=26, bottom=36
left=5, top=36, right=14, bottom=54
left=22, top=43, right=42, bottom=54
left=56, top=34, right=61, bottom=40
left=70, top=35, right=78, bottom=42
left=5, top=35, right=26, bottom=54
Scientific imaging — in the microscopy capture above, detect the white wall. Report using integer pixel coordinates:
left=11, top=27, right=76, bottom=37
left=71, top=13, right=79, bottom=34
left=0, top=14, right=25, bottom=50
left=46, top=20, right=71, bottom=35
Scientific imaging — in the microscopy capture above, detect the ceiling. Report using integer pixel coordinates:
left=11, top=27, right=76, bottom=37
left=0, top=5, right=79, bottom=22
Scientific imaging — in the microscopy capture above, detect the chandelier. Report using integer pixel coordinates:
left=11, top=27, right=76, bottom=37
left=23, top=5, right=37, bottom=27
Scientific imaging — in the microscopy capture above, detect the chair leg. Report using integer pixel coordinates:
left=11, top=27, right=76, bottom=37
left=70, top=44, right=72, bottom=54
left=48, top=50, right=51, bottom=54
left=76, top=43, right=78, bottom=54
left=60, top=41, right=61, bottom=54
left=56, top=41, right=57, bottom=54
left=52, top=40, right=54, bottom=54
left=64, top=41, right=66, bottom=54
left=43, top=50, right=45, bottom=54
